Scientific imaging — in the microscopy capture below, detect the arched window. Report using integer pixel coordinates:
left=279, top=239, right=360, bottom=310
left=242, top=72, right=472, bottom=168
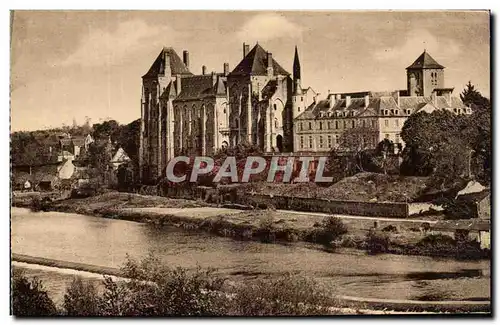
left=274, top=104, right=277, bottom=111
left=274, top=119, right=278, bottom=128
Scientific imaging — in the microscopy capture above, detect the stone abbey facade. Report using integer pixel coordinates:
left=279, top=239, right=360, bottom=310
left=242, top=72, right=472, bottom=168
left=139, top=43, right=313, bottom=182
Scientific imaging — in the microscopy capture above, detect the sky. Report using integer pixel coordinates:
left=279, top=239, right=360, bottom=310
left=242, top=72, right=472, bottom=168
left=10, top=10, right=490, bottom=131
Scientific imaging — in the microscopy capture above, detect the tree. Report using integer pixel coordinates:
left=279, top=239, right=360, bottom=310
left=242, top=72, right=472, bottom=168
left=372, top=139, right=397, bottom=175
left=460, top=81, right=490, bottom=108
left=400, top=109, right=472, bottom=189
left=460, top=82, right=491, bottom=185
left=12, top=270, right=57, bottom=316
left=92, top=120, right=120, bottom=141
left=337, top=125, right=377, bottom=173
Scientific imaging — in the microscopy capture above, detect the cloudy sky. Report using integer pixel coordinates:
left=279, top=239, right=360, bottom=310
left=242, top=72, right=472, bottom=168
left=10, top=10, right=490, bottom=131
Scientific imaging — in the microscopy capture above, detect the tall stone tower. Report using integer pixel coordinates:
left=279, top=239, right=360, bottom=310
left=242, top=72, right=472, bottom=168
left=406, top=50, right=445, bottom=97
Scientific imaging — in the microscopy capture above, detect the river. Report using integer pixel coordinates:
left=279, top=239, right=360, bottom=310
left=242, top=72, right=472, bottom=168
left=11, top=207, right=490, bottom=306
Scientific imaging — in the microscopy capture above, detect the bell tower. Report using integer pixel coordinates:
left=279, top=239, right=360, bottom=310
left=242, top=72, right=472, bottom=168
left=406, top=50, right=445, bottom=97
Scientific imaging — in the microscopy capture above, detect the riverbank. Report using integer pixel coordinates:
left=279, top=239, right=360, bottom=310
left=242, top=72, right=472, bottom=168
left=12, top=254, right=490, bottom=314
left=13, top=192, right=490, bottom=259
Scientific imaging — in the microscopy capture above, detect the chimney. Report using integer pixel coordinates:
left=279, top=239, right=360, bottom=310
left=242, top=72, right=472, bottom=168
left=267, top=52, right=273, bottom=76
left=393, top=90, right=401, bottom=106
left=328, top=94, right=335, bottom=109
left=183, top=50, right=189, bottom=69
left=223, top=63, right=229, bottom=76
left=163, top=51, right=171, bottom=78
left=212, top=71, right=217, bottom=86
left=345, top=95, right=351, bottom=108
left=364, top=95, right=370, bottom=108
left=202, top=65, right=207, bottom=75
left=444, top=90, right=452, bottom=105
left=176, top=74, right=182, bottom=95
left=243, top=43, right=250, bottom=58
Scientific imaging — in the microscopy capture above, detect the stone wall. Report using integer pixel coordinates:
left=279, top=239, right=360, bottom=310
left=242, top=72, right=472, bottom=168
left=240, top=193, right=409, bottom=218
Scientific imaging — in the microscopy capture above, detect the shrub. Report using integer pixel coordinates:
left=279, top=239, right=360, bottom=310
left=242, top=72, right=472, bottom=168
left=63, top=277, right=100, bottom=316
left=308, top=216, right=348, bottom=247
left=256, top=215, right=276, bottom=243
left=416, top=233, right=456, bottom=252
left=11, top=270, right=57, bottom=316
left=229, top=273, right=336, bottom=316
left=28, top=196, right=51, bottom=212
left=365, top=230, right=390, bottom=255
left=381, top=225, right=398, bottom=233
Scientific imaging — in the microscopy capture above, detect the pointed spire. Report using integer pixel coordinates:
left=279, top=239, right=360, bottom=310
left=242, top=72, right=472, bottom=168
left=293, top=45, right=301, bottom=81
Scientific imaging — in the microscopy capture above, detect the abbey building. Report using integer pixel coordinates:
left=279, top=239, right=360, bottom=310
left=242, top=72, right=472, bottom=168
left=139, top=43, right=314, bottom=182
left=139, top=44, right=469, bottom=183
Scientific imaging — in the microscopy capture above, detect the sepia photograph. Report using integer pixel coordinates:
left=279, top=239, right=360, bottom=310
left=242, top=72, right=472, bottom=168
left=9, top=9, right=491, bottom=316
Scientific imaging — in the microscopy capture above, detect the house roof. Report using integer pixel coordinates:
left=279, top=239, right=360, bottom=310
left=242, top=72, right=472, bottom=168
left=60, top=138, right=73, bottom=146
left=229, top=44, right=289, bottom=77
left=295, top=94, right=466, bottom=120
left=432, top=219, right=490, bottom=232
left=111, top=147, right=131, bottom=163
left=457, top=189, right=491, bottom=203
left=143, top=47, right=193, bottom=78
left=72, top=138, right=85, bottom=146
left=407, top=51, right=445, bottom=69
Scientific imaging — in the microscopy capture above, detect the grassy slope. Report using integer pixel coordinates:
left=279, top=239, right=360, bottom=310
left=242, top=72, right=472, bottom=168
left=237, top=172, right=429, bottom=202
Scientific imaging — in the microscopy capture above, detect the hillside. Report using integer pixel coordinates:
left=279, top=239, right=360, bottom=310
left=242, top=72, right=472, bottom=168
left=236, top=172, right=430, bottom=203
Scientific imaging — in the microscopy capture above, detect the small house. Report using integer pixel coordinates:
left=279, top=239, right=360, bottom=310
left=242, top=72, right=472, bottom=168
left=456, top=189, right=491, bottom=220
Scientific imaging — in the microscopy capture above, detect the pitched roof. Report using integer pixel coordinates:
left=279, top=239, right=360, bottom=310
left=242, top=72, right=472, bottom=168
left=60, top=138, right=72, bottom=146
left=72, top=138, right=85, bottom=146
left=143, top=47, right=193, bottom=78
left=407, top=51, right=445, bottom=69
left=229, top=44, right=289, bottom=77
left=295, top=94, right=466, bottom=120
left=457, top=189, right=491, bottom=203
left=111, top=147, right=131, bottom=163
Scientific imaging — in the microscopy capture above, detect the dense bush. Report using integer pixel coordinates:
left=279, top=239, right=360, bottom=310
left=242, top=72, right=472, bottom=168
left=308, top=216, right=348, bottom=247
left=416, top=233, right=456, bottom=253
left=12, top=255, right=341, bottom=316
left=229, top=273, right=336, bottom=316
left=63, top=277, right=100, bottom=316
left=11, top=270, right=57, bottom=316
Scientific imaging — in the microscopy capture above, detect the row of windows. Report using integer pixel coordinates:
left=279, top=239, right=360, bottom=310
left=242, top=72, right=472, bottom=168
left=298, top=118, right=408, bottom=132
left=298, top=119, right=377, bottom=131
left=298, top=132, right=402, bottom=150
left=299, top=135, right=379, bottom=149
